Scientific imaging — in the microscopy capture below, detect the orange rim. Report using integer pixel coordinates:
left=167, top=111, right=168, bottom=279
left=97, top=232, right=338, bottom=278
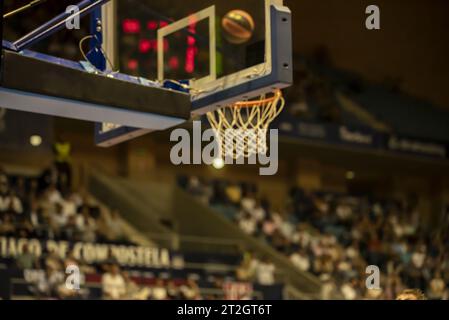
left=232, top=90, right=282, bottom=108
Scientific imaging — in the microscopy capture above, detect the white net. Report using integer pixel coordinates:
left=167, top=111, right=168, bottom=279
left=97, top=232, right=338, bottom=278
left=206, top=90, right=285, bottom=159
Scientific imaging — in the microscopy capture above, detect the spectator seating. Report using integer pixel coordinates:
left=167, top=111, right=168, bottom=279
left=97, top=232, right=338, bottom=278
left=0, top=169, right=282, bottom=300
left=180, top=175, right=449, bottom=300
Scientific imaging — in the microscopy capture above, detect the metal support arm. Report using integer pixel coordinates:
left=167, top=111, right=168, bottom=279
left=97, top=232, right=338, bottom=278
left=11, top=0, right=110, bottom=52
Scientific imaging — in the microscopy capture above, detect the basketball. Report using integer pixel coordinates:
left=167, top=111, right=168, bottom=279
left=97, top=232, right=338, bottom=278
left=221, top=10, right=255, bottom=45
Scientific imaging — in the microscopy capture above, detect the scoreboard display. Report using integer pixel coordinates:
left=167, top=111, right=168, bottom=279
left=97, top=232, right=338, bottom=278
left=116, top=0, right=266, bottom=83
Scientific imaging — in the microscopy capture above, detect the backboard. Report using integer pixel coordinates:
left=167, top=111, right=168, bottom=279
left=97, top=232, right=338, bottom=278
left=0, top=0, right=191, bottom=144
left=96, top=0, right=292, bottom=146
left=0, top=0, right=291, bottom=147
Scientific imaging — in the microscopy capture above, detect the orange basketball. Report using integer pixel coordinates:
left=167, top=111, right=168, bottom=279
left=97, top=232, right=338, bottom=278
left=221, top=10, right=255, bottom=45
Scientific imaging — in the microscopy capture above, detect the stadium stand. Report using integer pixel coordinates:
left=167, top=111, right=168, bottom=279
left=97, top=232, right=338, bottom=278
left=1, top=0, right=448, bottom=306
left=88, top=171, right=321, bottom=299
left=0, top=168, right=283, bottom=300
left=179, top=175, right=449, bottom=300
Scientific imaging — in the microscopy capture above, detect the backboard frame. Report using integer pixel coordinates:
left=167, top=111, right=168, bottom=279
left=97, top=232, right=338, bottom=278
left=0, top=0, right=291, bottom=148
left=95, top=0, right=292, bottom=147
left=157, top=5, right=217, bottom=89
left=190, top=0, right=279, bottom=112
left=0, top=0, right=190, bottom=136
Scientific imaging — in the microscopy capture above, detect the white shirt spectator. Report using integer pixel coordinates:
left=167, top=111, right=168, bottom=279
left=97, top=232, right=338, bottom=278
left=322, top=234, right=337, bottom=246
left=428, top=276, right=445, bottom=300
left=251, top=206, right=266, bottom=222
left=241, top=197, right=256, bottom=213
left=365, top=288, right=383, bottom=299
left=52, top=211, right=67, bottom=228
left=336, top=204, right=352, bottom=220
left=152, top=286, right=168, bottom=300
left=71, top=192, right=84, bottom=208
left=239, top=216, right=257, bottom=235
left=411, top=249, right=426, bottom=269
left=61, top=198, right=77, bottom=218
left=310, top=238, right=325, bottom=257
left=107, top=211, right=124, bottom=240
left=372, top=203, right=383, bottom=217
left=320, top=274, right=336, bottom=300
left=290, top=252, right=310, bottom=272
left=351, top=226, right=362, bottom=240
left=0, top=194, right=23, bottom=214
left=256, top=261, right=276, bottom=286
left=47, top=188, right=63, bottom=204
left=0, top=195, right=9, bottom=212
left=345, top=245, right=360, bottom=260
left=292, top=229, right=312, bottom=248
left=279, top=220, right=295, bottom=240
left=272, top=213, right=283, bottom=228
left=102, top=272, right=126, bottom=300
left=390, top=215, right=405, bottom=237
left=326, top=245, right=340, bottom=260
left=180, top=280, right=200, bottom=300
left=337, top=260, right=352, bottom=273
left=30, top=210, right=40, bottom=228
left=75, top=213, right=86, bottom=230
left=0, top=176, right=10, bottom=213
left=341, top=283, right=357, bottom=300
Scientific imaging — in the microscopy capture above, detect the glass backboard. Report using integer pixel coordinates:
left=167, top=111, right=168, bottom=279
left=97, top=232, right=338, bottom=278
left=114, top=0, right=282, bottom=103
left=96, top=0, right=291, bottom=146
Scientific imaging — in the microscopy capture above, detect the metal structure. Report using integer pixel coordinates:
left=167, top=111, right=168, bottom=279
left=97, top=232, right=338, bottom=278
left=0, top=0, right=292, bottom=148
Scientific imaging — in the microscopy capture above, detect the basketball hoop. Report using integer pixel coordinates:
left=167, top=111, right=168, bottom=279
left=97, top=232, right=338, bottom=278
left=206, top=90, right=285, bottom=159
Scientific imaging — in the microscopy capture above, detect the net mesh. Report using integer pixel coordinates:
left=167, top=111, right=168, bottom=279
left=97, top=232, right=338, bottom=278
left=206, top=90, right=285, bottom=159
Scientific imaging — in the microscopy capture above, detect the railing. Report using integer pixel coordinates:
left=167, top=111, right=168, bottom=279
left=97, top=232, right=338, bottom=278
left=143, top=232, right=244, bottom=255
left=85, top=169, right=322, bottom=299
left=8, top=275, right=266, bottom=300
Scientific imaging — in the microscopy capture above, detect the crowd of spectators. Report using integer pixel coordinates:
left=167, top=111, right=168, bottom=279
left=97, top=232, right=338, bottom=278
left=14, top=245, right=205, bottom=300
left=0, top=166, right=136, bottom=299
left=0, top=168, right=249, bottom=300
left=235, top=252, right=277, bottom=287
left=101, top=264, right=202, bottom=300
left=0, top=168, right=127, bottom=244
left=181, top=176, right=449, bottom=300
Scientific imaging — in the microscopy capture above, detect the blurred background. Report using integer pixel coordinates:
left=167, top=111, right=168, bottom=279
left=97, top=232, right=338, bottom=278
left=0, top=0, right=449, bottom=300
